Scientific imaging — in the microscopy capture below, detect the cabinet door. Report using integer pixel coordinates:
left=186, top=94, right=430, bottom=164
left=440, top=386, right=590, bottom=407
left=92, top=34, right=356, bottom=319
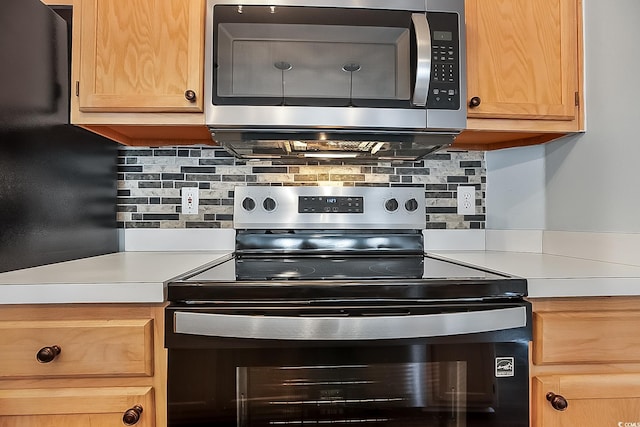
left=533, top=374, right=640, bottom=427
left=79, top=0, right=203, bottom=112
left=0, top=386, right=154, bottom=427
left=466, top=0, right=579, bottom=120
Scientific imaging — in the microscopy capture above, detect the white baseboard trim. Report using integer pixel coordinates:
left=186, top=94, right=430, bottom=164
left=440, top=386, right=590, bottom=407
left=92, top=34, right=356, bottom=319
left=123, top=229, right=236, bottom=252
left=543, top=231, right=640, bottom=266
left=486, top=230, right=543, bottom=253
left=423, top=230, right=486, bottom=251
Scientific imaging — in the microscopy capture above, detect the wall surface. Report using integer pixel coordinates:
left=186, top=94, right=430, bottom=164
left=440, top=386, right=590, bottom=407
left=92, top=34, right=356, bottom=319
left=117, top=147, right=486, bottom=230
left=545, top=0, right=640, bottom=233
left=486, top=145, right=546, bottom=230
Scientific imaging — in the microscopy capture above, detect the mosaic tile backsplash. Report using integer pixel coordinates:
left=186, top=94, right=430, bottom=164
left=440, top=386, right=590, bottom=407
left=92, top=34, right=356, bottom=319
left=117, top=146, right=486, bottom=229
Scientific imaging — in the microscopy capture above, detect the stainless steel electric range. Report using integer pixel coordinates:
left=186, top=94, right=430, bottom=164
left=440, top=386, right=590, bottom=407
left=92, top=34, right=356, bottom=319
left=165, top=186, right=531, bottom=427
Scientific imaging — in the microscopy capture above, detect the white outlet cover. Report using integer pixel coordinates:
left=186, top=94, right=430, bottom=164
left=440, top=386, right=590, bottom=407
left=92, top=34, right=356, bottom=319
left=181, top=187, right=199, bottom=215
left=457, top=186, right=476, bottom=215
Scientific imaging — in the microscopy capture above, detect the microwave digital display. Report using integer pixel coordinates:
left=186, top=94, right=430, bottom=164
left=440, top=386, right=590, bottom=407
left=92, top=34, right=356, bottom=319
left=434, top=30, right=453, bottom=41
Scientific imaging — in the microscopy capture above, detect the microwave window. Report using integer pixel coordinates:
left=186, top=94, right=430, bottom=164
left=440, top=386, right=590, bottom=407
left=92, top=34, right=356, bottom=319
left=212, top=6, right=415, bottom=108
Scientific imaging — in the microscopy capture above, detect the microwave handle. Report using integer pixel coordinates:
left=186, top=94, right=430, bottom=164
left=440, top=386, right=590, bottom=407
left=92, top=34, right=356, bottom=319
left=411, top=13, right=431, bottom=107
left=173, top=306, right=527, bottom=341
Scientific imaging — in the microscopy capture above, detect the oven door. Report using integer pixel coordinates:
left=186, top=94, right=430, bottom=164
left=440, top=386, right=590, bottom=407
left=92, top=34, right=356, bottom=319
left=166, top=302, right=531, bottom=427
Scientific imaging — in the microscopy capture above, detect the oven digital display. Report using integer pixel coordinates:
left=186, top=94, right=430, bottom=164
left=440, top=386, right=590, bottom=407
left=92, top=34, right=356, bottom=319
left=299, top=196, right=363, bottom=213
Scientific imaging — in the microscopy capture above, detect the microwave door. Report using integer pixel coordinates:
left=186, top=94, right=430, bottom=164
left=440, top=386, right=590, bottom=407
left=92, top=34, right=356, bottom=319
left=411, top=13, right=431, bottom=107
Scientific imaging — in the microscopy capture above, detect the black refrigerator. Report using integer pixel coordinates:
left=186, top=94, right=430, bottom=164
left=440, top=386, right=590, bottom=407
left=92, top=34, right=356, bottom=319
left=0, top=0, right=119, bottom=273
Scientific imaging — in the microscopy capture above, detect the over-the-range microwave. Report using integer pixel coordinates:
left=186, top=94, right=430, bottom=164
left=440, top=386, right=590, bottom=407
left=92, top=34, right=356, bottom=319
left=204, top=0, right=466, bottom=161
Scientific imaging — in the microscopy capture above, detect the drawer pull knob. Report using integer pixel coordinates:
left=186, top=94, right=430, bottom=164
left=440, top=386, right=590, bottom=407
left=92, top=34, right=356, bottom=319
left=122, top=405, right=143, bottom=425
left=36, top=345, right=61, bottom=363
left=184, top=89, right=197, bottom=102
left=546, top=392, right=568, bottom=411
left=468, top=96, right=482, bottom=108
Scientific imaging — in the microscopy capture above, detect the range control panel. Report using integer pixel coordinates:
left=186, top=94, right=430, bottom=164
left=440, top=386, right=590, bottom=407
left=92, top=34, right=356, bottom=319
left=233, top=186, right=425, bottom=230
left=299, top=196, right=364, bottom=214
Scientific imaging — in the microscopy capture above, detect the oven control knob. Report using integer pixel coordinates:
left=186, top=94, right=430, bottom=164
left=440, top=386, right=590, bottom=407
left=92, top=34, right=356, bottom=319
left=405, top=198, right=419, bottom=212
left=242, top=197, right=256, bottom=211
left=263, top=197, right=277, bottom=212
left=385, top=198, right=399, bottom=212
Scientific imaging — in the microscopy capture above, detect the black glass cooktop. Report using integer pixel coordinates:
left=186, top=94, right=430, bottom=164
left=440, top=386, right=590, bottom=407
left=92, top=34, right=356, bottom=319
left=235, top=256, right=424, bottom=280
left=184, top=255, right=508, bottom=282
left=169, top=255, right=526, bottom=302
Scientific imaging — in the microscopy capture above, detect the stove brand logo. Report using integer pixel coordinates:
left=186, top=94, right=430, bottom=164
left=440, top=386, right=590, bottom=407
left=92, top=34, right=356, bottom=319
left=495, top=357, right=515, bottom=377
left=619, top=423, right=640, bottom=427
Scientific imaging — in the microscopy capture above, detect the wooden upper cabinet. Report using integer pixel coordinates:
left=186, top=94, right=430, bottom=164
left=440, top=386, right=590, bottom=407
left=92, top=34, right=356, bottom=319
left=465, top=0, right=579, bottom=121
left=79, top=0, right=204, bottom=113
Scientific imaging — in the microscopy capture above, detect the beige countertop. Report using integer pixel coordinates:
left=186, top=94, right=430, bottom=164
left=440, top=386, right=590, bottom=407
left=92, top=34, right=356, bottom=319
left=429, top=251, right=640, bottom=298
left=2, top=250, right=640, bottom=304
left=0, top=251, right=231, bottom=304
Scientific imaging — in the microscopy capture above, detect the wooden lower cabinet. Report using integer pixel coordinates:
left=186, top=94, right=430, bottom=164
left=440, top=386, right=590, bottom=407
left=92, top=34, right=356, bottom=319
left=531, top=297, right=640, bottom=427
left=533, top=374, right=640, bottom=427
left=0, top=304, right=166, bottom=427
left=0, top=387, right=154, bottom=427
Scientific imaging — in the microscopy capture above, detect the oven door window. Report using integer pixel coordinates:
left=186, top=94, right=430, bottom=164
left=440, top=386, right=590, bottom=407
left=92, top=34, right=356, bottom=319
left=238, top=361, right=469, bottom=427
left=168, top=342, right=528, bottom=426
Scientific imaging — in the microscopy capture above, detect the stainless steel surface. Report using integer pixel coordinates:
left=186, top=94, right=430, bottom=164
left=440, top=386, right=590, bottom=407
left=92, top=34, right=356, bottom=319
left=204, top=0, right=466, bottom=161
left=233, top=186, right=425, bottom=229
left=205, top=0, right=428, bottom=11
left=174, top=306, right=527, bottom=340
left=207, top=107, right=428, bottom=129
left=411, top=13, right=431, bottom=107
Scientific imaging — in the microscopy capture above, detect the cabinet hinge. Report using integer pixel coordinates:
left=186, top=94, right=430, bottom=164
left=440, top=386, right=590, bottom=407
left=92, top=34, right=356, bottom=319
left=75, top=81, right=79, bottom=97
left=575, top=91, right=580, bottom=107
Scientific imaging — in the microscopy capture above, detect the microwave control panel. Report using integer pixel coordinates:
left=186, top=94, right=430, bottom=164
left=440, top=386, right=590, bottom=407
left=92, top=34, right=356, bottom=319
left=427, top=12, right=460, bottom=110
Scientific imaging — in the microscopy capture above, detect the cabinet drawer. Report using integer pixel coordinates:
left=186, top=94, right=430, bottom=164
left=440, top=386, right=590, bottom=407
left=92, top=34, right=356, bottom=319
left=533, top=310, right=640, bottom=365
left=0, top=386, right=154, bottom=427
left=0, top=319, right=153, bottom=378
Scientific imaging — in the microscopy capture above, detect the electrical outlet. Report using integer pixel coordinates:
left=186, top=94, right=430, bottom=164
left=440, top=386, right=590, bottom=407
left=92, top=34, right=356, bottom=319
left=457, top=186, right=476, bottom=215
left=181, top=187, right=199, bottom=215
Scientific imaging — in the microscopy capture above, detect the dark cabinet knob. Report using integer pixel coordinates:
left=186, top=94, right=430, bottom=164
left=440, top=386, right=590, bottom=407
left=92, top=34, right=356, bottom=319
left=122, top=405, right=143, bottom=425
left=546, top=392, right=568, bottom=411
left=36, top=345, right=61, bottom=363
left=405, top=198, right=419, bottom=212
left=468, top=96, right=482, bottom=108
left=184, top=90, right=197, bottom=102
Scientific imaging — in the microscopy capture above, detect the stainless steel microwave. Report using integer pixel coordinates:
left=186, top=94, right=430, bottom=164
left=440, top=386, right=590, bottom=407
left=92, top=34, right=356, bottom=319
left=204, top=0, right=466, bottom=161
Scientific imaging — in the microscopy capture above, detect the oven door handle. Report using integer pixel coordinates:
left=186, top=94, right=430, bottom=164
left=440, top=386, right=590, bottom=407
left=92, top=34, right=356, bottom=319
left=173, top=307, right=527, bottom=340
